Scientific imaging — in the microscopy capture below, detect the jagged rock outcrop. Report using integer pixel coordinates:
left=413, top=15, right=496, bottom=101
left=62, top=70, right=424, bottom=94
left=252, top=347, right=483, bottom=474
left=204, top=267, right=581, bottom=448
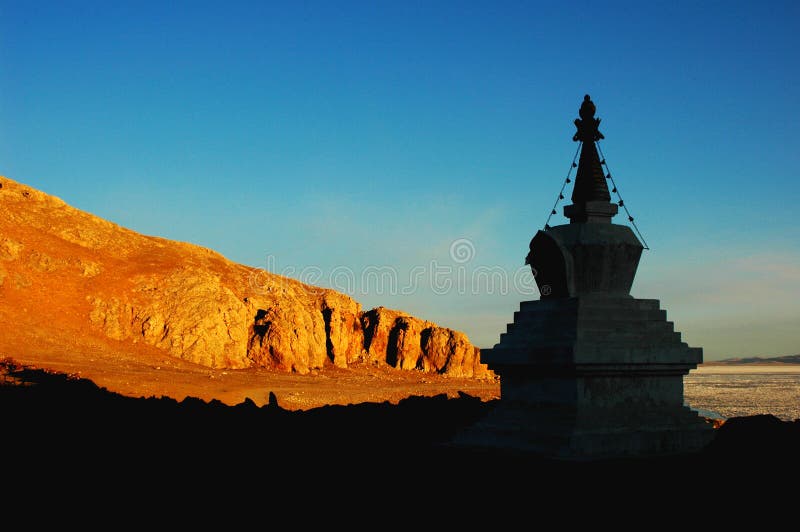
left=363, top=307, right=491, bottom=378
left=322, top=293, right=365, bottom=368
left=0, top=176, right=492, bottom=377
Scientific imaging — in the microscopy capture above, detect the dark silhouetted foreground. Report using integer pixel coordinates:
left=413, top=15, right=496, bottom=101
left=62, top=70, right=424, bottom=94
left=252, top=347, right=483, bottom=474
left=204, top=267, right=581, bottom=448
left=2, top=359, right=798, bottom=494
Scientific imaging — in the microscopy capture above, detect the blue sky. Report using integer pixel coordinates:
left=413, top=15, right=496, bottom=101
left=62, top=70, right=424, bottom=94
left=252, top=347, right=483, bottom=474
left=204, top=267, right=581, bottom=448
left=2, top=1, right=798, bottom=359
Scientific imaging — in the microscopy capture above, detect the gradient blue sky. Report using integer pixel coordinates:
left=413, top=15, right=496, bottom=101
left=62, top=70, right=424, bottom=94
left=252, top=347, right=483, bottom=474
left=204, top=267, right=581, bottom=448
left=2, top=1, right=798, bottom=359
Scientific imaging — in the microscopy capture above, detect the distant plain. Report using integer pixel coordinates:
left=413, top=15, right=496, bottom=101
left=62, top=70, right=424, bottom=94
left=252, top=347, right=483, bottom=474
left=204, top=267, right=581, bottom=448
left=685, top=365, right=800, bottom=421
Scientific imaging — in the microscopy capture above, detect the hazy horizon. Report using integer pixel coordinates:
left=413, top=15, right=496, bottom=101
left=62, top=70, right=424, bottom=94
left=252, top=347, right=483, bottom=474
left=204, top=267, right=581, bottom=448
left=2, top=1, right=798, bottom=360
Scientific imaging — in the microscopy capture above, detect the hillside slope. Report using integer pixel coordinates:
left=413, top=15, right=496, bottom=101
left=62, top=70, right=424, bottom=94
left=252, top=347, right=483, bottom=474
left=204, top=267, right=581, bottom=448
left=0, top=176, right=490, bottom=379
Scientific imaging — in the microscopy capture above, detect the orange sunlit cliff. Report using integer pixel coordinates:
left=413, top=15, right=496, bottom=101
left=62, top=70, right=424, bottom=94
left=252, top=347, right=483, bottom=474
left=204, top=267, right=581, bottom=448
left=0, top=177, right=490, bottom=387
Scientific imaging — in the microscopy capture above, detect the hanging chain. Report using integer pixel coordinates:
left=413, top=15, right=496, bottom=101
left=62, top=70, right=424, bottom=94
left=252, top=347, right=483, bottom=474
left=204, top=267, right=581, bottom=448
left=541, top=140, right=650, bottom=251
left=596, top=141, right=650, bottom=250
left=542, top=142, right=581, bottom=230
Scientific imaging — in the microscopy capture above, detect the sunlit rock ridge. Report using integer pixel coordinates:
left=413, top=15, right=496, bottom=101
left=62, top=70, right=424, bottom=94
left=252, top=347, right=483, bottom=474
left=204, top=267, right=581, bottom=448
left=0, top=176, right=490, bottom=377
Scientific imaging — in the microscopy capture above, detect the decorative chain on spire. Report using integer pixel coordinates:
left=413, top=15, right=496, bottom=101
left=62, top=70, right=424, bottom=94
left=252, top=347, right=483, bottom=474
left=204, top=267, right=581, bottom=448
left=596, top=142, right=650, bottom=250
left=541, top=94, right=650, bottom=250
left=542, top=143, right=581, bottom=231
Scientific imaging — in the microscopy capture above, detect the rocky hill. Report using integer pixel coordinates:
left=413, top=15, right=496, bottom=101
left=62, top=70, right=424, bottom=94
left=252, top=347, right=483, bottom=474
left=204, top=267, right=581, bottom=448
left=0, top=176, right=490, bottom=378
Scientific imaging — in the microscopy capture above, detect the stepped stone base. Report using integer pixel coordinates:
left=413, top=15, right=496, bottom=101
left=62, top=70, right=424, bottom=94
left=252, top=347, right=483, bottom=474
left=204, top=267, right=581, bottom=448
left=455, top=295, right=714, bottom=458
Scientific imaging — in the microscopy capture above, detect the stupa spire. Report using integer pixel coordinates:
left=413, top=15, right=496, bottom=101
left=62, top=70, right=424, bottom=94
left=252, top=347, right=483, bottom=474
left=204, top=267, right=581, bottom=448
left=563, top=95, right=618, bottom=223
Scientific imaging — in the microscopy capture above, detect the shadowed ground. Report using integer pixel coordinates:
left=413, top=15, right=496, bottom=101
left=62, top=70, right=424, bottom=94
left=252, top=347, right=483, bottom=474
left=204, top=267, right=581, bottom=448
left=2, top=359, right=798, bottom=491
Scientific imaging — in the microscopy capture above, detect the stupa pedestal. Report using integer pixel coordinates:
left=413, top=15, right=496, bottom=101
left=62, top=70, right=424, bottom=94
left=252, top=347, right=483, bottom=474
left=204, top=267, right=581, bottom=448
left=456, top=96, right=713, bottom=458
left=462, top=294, right=712, bottom=458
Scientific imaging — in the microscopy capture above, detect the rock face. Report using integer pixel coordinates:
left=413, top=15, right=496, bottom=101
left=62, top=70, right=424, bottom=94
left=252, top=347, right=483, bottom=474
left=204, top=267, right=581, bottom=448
left=362, top=308, right=490, bottom=378
left=0, top=176, right=492, bottom=377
